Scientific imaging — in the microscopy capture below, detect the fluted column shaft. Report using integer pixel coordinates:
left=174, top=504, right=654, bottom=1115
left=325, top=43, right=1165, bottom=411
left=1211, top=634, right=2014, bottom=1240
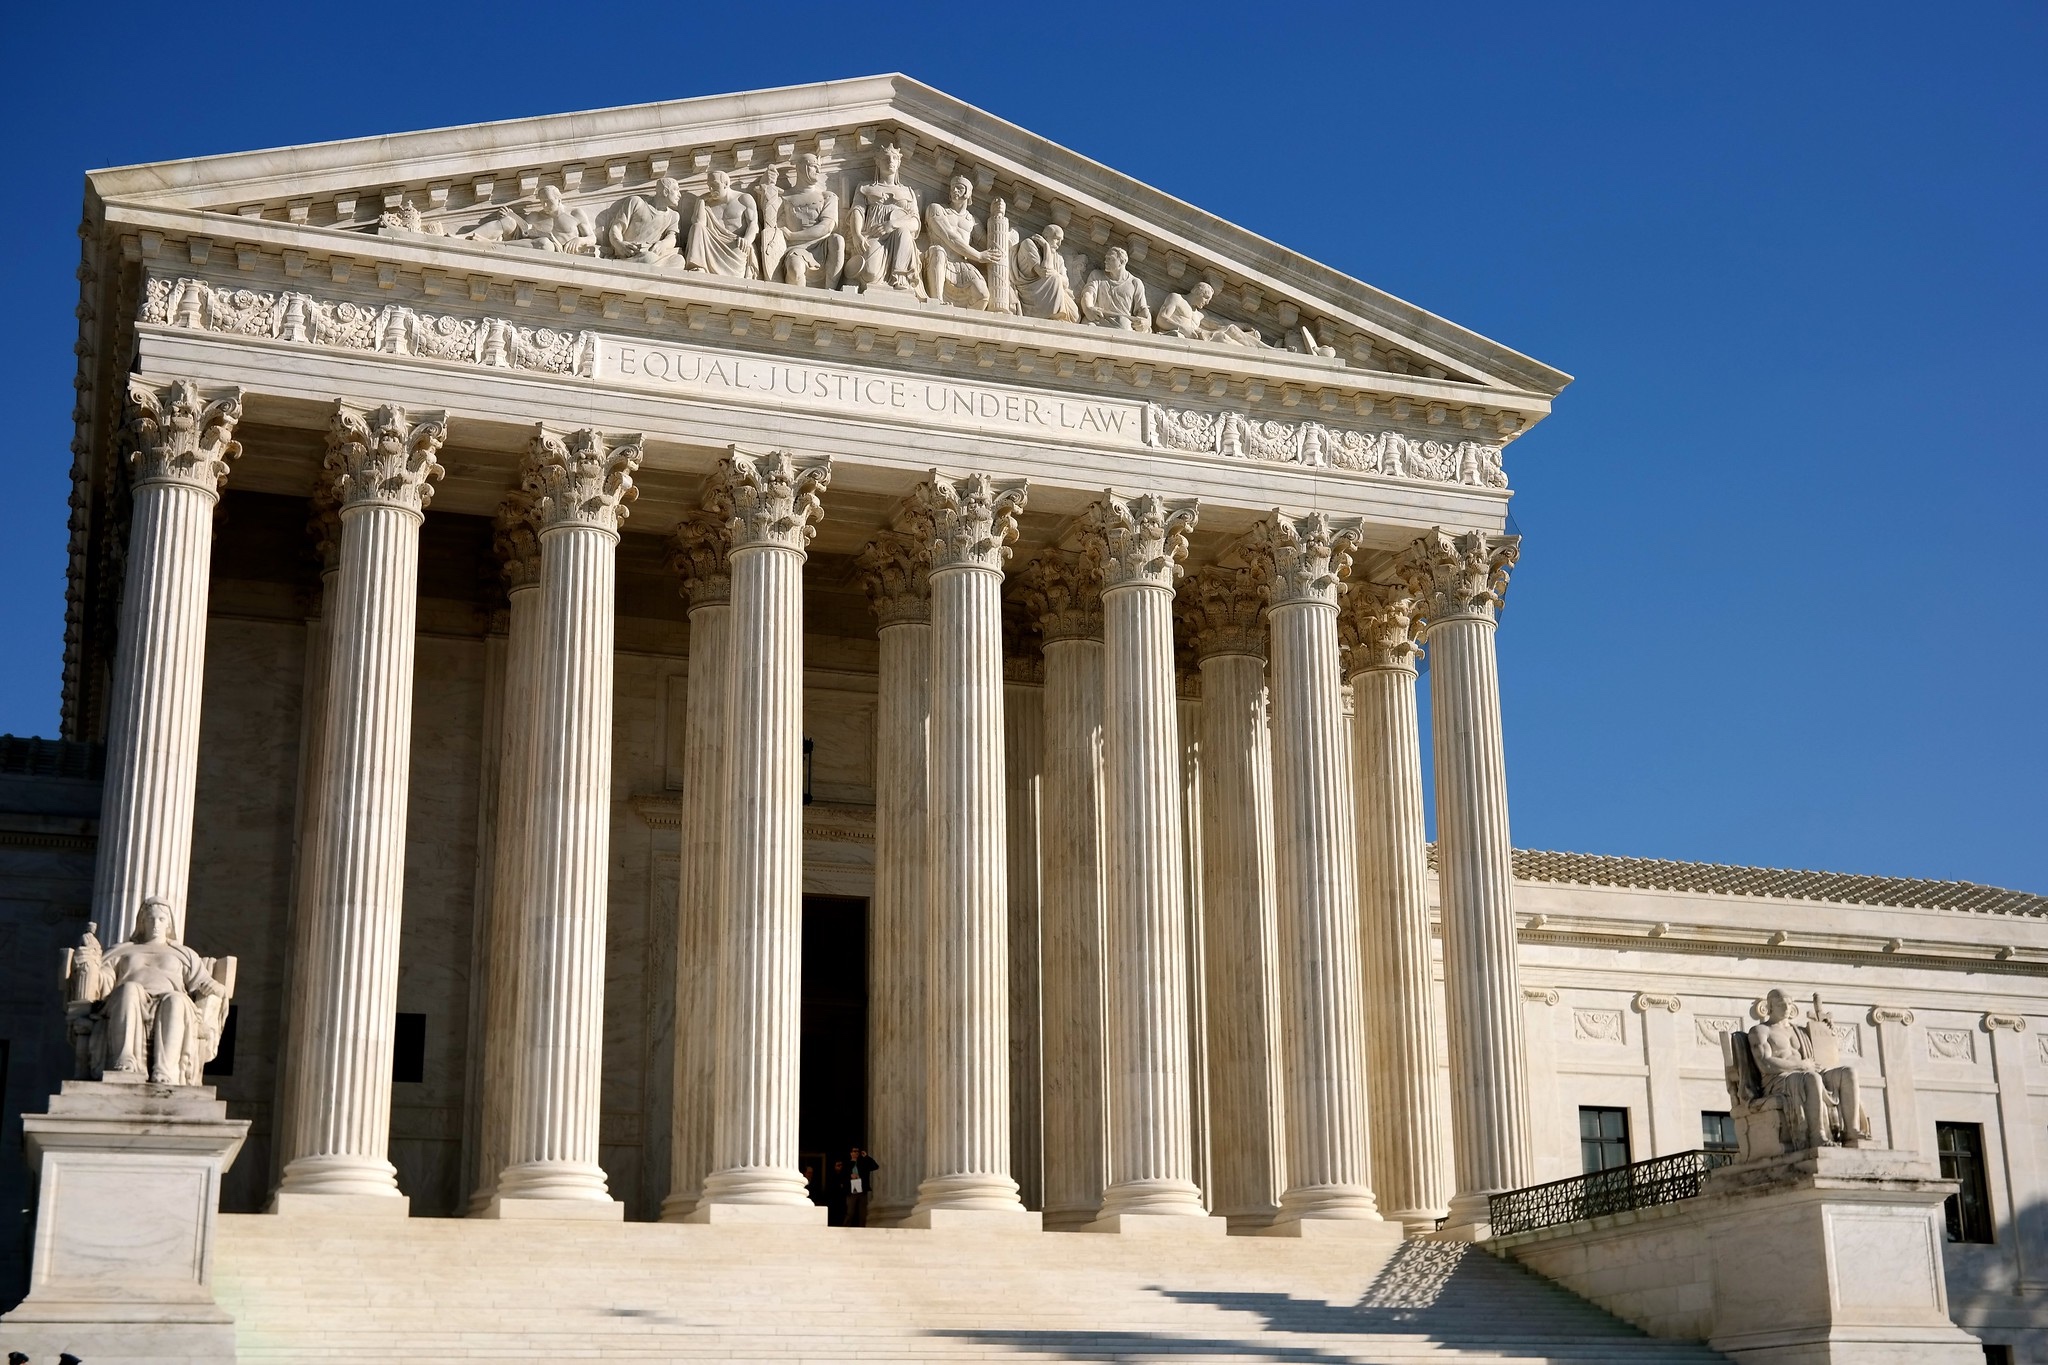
left=470, top=504, right=543, bottom=1212
left=914, top=472, right=1027, bottom=1218
left=1403, top=529, right=1530, bottom=1236
left=1183, top=576, right=1287, bottom=1228
left=1039, top=632, right=1109, bottom=1227
left=92, top=380, right=242, bottom=941
left=495, top=428, right=641, bottom=1209
left=859, top=530, right=932, bottom=1225
left=279, top=403, right=445, bottom=1202
left=1256, top=514, right=1381, bottom=1225
left=1004, top=681, right=1045, bottom=1213
left=1085, top=493, right=1208, bottom=1223
left=1178, top=691, right=1212, bottom=1209
left=698, top=451, right=829, bottom=1216
left=1345, top=584, right=1449, bottom=1231
left=662, top=515, right=731, bottom=1221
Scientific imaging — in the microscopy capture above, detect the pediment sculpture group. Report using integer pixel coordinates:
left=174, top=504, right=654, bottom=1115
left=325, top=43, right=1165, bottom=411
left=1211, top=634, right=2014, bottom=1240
left=381, top=144, right=1328, bottom=355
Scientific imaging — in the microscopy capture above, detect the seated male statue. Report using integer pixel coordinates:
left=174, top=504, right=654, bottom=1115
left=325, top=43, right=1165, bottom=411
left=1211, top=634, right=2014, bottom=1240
left=1747, top=988, right=1869, bottom=1150
left=1081, top=247, right=1152, bottom=331
left=775, top=153, right=846, bottom=290
left=65, top=898, right=230, bottom=1086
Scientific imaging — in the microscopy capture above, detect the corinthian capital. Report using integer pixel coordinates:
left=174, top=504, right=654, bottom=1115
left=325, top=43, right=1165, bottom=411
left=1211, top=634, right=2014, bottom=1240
left=1339, top=580, right=1424, bottom=674
left=1177, top=565, right=1265, bottom=661
left=325, top=402, right=447, bottom=514
left=667, top=511, right=730, bottom=608
left=1079, top=492, right=1198, bottom=591
left=1014, top=552, right=1103, bottom=643
left=856, top=531, right=932, bottom=626
left=524, top=427, right=643, bottom=534
left=1397, top=528, right=1519, bottom=625
left=1249, top=511, right=1362, bottom=608
left=711, top=448, right=830, bottom=553
left=913, top=471, right=1027, bottom=573
left=493, top=489, right=542, bottom=591
left=126, top=378, right=243, bottom=494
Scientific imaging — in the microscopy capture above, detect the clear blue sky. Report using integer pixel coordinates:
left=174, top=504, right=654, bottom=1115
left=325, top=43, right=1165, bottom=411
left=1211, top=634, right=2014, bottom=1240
left=2, top=2, right=2041, bottom=890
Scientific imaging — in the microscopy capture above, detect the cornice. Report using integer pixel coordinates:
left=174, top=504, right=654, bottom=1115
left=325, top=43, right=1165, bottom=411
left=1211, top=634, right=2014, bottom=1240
left=83, top=75, right=1569, bottom=397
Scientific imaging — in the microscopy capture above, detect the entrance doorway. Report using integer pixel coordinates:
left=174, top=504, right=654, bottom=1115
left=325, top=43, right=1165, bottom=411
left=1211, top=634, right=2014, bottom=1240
left=799, top=894, right=868, bottom=1220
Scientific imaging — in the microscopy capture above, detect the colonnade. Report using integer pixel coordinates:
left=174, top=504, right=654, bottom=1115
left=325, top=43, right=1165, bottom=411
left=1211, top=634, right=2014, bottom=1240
left=95, top=375, right=1534, bottom=1239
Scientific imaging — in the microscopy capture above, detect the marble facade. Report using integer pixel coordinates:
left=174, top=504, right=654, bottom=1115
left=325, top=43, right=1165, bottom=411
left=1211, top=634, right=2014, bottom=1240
left=5, top=74, right=2046, bottom=1361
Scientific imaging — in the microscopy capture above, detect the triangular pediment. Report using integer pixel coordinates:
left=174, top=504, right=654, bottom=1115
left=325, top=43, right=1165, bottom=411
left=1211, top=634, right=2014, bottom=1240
left=87, top=75, right=1568, bottom=402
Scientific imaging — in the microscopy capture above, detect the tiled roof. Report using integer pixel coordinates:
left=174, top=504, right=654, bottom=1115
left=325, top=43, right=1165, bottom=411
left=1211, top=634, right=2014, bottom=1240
left=1426, top=845, right=2048, bottom=917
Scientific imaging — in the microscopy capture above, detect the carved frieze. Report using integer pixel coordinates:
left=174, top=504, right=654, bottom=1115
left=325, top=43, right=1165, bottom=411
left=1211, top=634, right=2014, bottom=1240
left=1141, top=402, right=1506, bottom=487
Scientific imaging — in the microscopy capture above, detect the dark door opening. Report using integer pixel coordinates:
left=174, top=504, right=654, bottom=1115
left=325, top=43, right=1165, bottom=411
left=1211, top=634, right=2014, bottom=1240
left=799, top=894, right=868, bottom=1220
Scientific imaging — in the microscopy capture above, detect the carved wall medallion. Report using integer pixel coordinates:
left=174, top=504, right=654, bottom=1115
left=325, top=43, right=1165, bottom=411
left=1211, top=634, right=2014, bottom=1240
left=1926, top=1027, right=1977, bottom=1063
left=1572, top=1008, right=1625, bottom=1044
left=1695, top=1015, right=1743, bottom=1047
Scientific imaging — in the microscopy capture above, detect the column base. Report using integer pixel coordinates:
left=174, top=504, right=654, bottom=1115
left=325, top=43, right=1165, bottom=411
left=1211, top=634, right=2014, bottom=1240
left=902, top=1208, right=1043, bottom=1233
left=1257, top=1215, right=1406, bottom=1242
left=479, top=1196, right=624, bottom=1221
left=1042, top=1204, right=1102, bottom=1232
left=1435, top=1188, right=1498, bottom=1241
left=1380, top=1206, right=1449, bottom=1236
left=275, top=1151, right=404, bottom=1201
left=684, top=1201, right=828, bottom=1226
left=269, top=1190, right=411, bottom=1218
left=1083, top=1212, right=1229, bottom=1237
left=657, top=1193, right=699, bottom=1223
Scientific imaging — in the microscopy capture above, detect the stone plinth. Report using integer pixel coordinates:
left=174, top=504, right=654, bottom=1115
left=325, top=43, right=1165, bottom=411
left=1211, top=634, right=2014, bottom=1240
left=1495, top=1146, right=1983, bottom=1365
left=1, top=1081, right=250, bottom=1364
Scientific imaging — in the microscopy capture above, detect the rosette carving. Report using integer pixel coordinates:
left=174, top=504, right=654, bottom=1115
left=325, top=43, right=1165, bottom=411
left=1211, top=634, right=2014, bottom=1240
left=1397, top=528, right=1520, bottom=625
left=856, top=531, right=933, bottom=626
left=1078, top=492, right=1198, bottom=591
left=493, top=489, right=542, bottom=591
left=1338, top=580, right=1425, bottom=673
left=325, top=402, right=447, bottom=513
left=524, top=427, right=643, bottom=534
left=1248, top=511, right=1362, bottom=608
left=125, top=378, right=244, bottom=494
left=667, top=511, right=731, bottom=608
left=711, top=449, right=830, bottom=553
left=913, top=471, right=1028, bottom=573
left=1014, top=551, right=1103, bottom=643
left=1176, top=565, right=1265, bottom=661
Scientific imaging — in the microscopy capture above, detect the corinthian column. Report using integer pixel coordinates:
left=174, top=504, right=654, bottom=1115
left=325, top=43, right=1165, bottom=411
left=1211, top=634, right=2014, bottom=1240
left=1399, top=528, right=1530, bottom=1238
left=1020, top=552, right=1111, bottom=1230
left=660, top=511, right=731, bottom=1221
left=1177, top=568, right=1286, bottom=1230
left=910, top=472, right=1034, bottom=1227
left=92, top=379, right=242, bottom=942
left=1079, top=494, right=1217, bottom=1232
left=857, top=529, right=932, bottom=1226
left=693, top=449, right=830, bottom=1223
left=1341, top=580, right=1450, bottom=1232
left=489, top=429, right=642, bottom=1215
left=276, top=403, right=445, bottom=1210
left=468, top=494, right=543, bottom=1212
left=1250, top=513, right=1388, bottom=1234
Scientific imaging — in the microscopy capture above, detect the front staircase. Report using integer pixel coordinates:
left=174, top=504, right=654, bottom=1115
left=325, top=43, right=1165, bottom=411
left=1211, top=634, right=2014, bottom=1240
left=213, top=1214, right=1730, bottom=1362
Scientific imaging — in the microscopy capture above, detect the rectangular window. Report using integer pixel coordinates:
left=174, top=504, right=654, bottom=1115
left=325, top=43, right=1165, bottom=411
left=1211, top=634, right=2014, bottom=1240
left=1937, top=1121, right=1994, bottom=1244
left=393, top=1013, right=427, bottom=1085
left=202, top=1005, right=238, bottom=1078
left=1579, top=1106, right=1631, bottom=1173
left=1701, top=1111, right=1737, bottom=1153
left=1981, top=1345, right=2013, bottom=1365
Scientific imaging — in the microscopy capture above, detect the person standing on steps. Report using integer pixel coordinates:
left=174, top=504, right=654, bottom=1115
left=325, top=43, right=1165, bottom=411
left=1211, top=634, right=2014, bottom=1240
left=826, top=1157, right=850, bottom=1226
left=847, top=1146, right=879, bottom=1227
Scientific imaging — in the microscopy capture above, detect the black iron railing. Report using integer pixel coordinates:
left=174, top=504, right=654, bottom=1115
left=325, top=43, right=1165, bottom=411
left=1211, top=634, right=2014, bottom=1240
left=1488, top=1149, right=1734, bottom=1237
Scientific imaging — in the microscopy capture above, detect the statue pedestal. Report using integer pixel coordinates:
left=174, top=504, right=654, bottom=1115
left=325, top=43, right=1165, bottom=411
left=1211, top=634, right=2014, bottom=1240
left=1703, top=1146, right=1982, bottom=1364
left=0, top=1080, right=249, bottom=1365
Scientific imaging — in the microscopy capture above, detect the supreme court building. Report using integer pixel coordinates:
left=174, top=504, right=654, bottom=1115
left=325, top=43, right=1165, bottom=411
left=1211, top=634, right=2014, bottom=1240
left=5, top=76, right=2048, bottom=1363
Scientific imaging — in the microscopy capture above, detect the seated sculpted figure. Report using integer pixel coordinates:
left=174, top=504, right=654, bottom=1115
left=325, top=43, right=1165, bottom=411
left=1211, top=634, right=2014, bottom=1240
left=461, top=185, right=597, bottom=255
left=685, top=169, right=761, bottom=278
left=1013, top=223, right=1079, bottom=322
left=775, top=153, right=845, bottom=290
left=64, top=898, right=234, bottom=1086
left=845, top=145, right=923, bottom=295
left=1747, top=988, right=1869, bottom=1151
left=1157, top=281, right=1267, bottom=348
left=1081, top=247, right=1152, bottom=331
left=924, top=175, right=993, bottom=309
left=604, top=176, right=687, bottom=266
